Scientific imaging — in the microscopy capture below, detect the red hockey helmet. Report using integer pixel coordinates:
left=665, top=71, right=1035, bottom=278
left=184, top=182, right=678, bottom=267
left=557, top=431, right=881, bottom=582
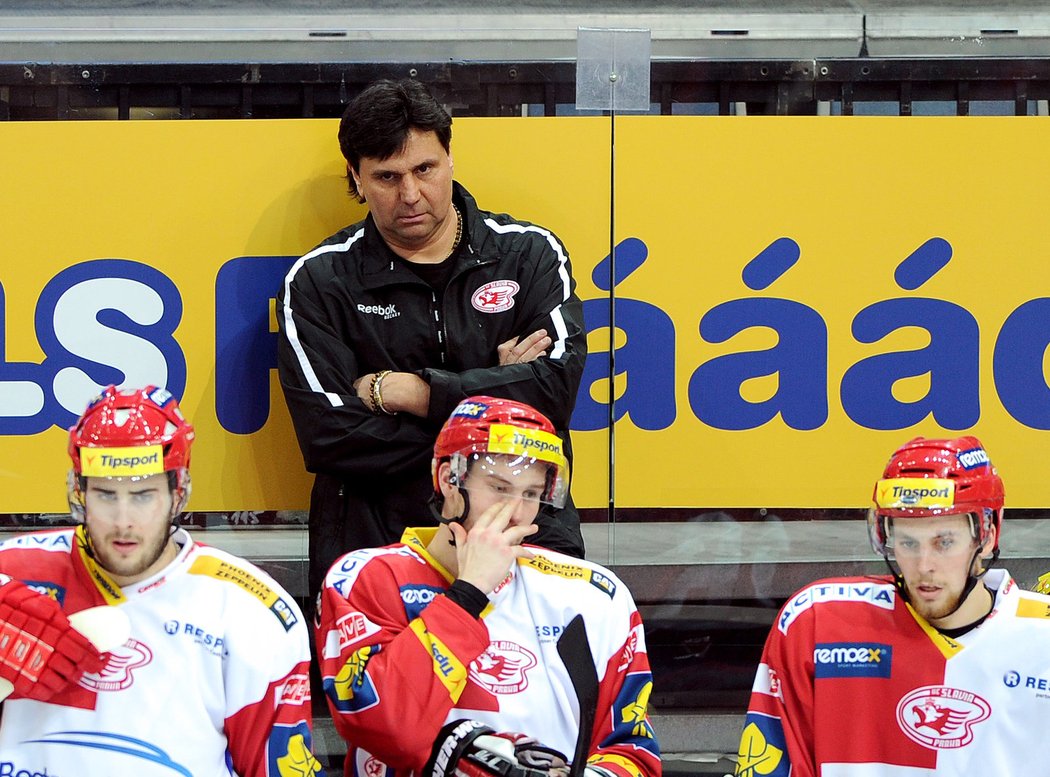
left=869, top=436, right=1004, bottom=555
left=431, top=396, right=569, bottom=509
left=68, top=385, right=195, bottom=519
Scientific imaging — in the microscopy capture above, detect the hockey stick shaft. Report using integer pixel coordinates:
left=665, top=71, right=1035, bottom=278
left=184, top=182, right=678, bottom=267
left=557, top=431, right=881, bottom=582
left=556, top=613, right=599, bottom=777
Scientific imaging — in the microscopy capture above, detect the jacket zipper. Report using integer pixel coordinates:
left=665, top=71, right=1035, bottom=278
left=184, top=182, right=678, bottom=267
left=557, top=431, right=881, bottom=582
left=432, top=289, right=448, bottom=366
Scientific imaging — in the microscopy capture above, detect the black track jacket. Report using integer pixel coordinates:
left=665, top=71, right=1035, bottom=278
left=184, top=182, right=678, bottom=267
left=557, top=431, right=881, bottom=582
left=277, top=183, right=587, bottom=598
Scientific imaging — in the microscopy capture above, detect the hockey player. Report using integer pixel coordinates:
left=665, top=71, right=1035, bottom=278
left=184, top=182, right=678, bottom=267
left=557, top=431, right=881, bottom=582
left=316, top=396, right=660, bottom=777
left=0, top=385, right=323, bottom=777
left=734, top=435, right=1050, bottom=776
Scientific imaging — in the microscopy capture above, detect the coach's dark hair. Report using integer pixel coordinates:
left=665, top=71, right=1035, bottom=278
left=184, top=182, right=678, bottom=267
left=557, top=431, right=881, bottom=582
left=338, top=78, right=453, bottom=202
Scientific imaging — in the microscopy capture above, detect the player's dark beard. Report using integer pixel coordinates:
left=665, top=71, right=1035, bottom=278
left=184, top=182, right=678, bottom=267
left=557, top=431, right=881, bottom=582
left=91, top=525, right=172, bottom=581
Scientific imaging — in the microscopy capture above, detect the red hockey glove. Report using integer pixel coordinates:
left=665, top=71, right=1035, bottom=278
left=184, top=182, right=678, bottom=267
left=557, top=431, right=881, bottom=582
left=0, top=578, right=107, bottom=701
left=427, top=720, right=570, bottom=777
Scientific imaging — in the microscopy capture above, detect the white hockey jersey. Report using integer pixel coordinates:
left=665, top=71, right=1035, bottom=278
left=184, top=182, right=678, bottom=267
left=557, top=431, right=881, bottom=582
left=0, top=526, right=322, bottom=777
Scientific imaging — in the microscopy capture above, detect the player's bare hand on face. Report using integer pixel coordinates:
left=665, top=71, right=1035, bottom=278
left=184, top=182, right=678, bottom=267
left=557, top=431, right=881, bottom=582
left=498, top=329, right=550, bottom=366
left=452, top=500, right=538, bottom=594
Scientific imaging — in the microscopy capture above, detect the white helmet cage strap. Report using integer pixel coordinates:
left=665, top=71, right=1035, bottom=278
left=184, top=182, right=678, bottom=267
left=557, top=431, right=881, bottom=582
left=867, top=509, right=995, bottom=558
left=446, top=451, right=567, bottom=509
left=68, top=467, right=192, bottom=523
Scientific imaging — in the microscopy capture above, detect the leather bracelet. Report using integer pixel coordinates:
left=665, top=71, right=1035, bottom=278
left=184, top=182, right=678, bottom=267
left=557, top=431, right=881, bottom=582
left=370, top=370, right=395, bottom=416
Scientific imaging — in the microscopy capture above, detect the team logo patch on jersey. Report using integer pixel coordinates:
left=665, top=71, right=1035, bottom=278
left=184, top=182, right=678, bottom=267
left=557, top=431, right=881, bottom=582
left=471, top=280, right=520, bottom=313
left=469, top=641, right=537, bottom=694
left=80, top=638, right=152, bottom=692
left=611, top=673, right=656, bottom=742
left=270, top=722, right=324, bottom=776
left=359, top=754, right=389, bottom=777
left=813, top=642, right=892, bottom=679
left=326, top=645, right=381, bottom=713
left=896, top=685, right=991, bottom=750
left=735, top=715, right=789, bottom=777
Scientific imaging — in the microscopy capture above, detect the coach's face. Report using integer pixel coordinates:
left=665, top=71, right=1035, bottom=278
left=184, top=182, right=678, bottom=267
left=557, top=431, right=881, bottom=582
left=352, top=127, right=455, bottom=256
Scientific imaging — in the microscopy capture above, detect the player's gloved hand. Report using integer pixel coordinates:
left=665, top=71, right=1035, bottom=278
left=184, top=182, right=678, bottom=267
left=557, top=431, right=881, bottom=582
left=427, top=720, right=567, bottom=777
left=483, top=732, right=569, bottom=775
left=0, top=577, right=107, bottom=701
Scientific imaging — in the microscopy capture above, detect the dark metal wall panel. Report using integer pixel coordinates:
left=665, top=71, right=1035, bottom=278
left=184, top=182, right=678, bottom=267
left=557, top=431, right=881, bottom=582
left=2, top=58, right=1050, bottom=120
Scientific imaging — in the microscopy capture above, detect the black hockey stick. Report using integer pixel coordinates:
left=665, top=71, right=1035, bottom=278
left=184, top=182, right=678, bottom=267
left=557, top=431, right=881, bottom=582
left=556, top=614, right=599, bottom=777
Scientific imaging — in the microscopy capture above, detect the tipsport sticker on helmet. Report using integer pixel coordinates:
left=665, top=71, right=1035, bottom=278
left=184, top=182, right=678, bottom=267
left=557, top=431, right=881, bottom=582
left=80, top=445, right=165, bottom=477
left=487, top=423, right=565, bottom=467
left=875, top=478, right=955, bottom=509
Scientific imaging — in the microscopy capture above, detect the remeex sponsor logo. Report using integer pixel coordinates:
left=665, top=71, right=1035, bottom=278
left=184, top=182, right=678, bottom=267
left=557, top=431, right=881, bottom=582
left=957, top=447, right=990, bottom=469
left=813, top=642, right=892, bottom=679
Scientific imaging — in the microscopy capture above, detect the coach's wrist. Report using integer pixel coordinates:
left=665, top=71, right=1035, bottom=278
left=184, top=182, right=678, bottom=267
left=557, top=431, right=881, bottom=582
left=379, top=372, right=430, bottom=417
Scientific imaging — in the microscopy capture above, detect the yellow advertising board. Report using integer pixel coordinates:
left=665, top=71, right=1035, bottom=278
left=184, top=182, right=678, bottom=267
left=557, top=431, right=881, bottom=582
left=0, top=117, right=1048, bottom=512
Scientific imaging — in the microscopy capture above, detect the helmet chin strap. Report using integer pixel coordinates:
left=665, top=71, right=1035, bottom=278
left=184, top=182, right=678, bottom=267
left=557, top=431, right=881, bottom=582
left=427, top=488, right=472, bottom=547
left=885, top=543, right=998, bottom=623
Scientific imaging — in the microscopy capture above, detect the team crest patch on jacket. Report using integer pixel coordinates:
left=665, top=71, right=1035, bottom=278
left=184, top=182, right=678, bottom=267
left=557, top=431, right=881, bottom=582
left=471, top=280, right=520, bottom=313
left=469, top=641, right=536, bottom=693
left=896, top=685, right=991, bottom=750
